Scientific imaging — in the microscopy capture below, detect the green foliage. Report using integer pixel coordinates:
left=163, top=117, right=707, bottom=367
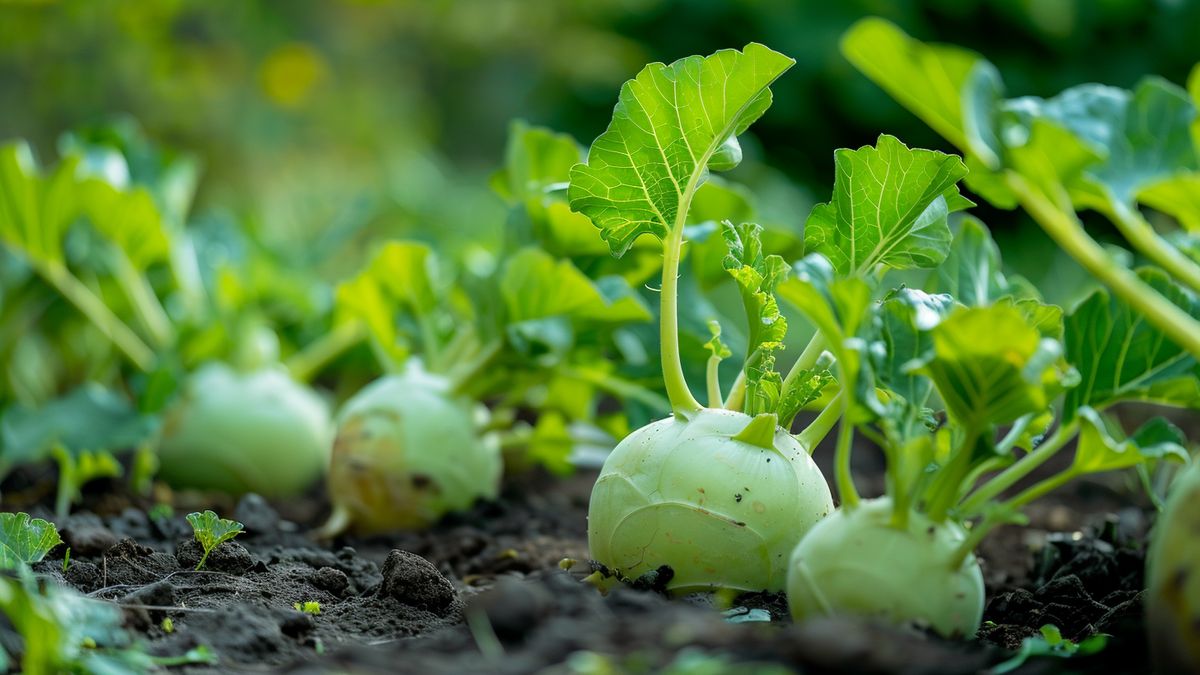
left=568, top=43, right=794, bottom=256
left=0, top=513, right=61, bottom=570
left=991, top=624, right=1108, bottom=674
left=1073, top=408, right=1189, bottom=474
left=0, top=384, right=158, bottom=477
left=915, top=305, right=1067, bottom=431
left=186, top=510, right=245, bottom=570
left=293, top=601, right=321, bottom=615
left=1063, top=269, right=1200, bottom=415
left=804, top=134, right=971, bottom=275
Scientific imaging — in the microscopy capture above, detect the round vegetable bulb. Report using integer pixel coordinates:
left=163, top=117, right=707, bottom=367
left=1146, top=459, right=1200, bottom=673
left=588, top=408, right=833, bottom=593
left=157, top=363, right=333, bottom=497
left=325, top=367, right=502, bottom=533
left=787, top=497, right=985, bottom=638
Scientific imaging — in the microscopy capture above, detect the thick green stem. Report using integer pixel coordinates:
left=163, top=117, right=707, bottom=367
left=112, top=250, right=174, bottom=349
left=705, top=355, right=723, bottom=408
left=925, top=429, right=980, bottom=523
left=35, top=260, right=156, bottom=371
left=1001, top=468, right=1077, bottom=512
left=958, top=419, right=1078, bottom=516
left=949, top=512, right=1001, bottom=570
left=286, top=322, right=367, bottom=383
left=722, top=347, right=761, bottom=412
left=793, top=391, right=843, bottom=454
left=1008, top=173, right=1200, bottom=359
left=1108, top=200, right=1200, bottom=294
left=660, top=221, right=702, bottom=415
left=781, top=332, right=827, bottom=394
left=833, top=394, right=859, bottom=509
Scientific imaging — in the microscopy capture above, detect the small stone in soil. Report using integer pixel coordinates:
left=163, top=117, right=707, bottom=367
left=121, top=580, right=178, bottom=620
left=378, top=549, right=457, bottom=612
left=312, top=566, right=350, bottom=596
left=61, top=513, right=119, bottom=556
left=235, top=493, right=280, bottom=534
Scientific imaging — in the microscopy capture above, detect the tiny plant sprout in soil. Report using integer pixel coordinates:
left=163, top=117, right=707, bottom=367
left=3, top=18, right=1200, bottom=675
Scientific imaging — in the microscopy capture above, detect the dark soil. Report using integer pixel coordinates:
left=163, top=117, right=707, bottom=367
left=2, top=456, right=1158, bottom=674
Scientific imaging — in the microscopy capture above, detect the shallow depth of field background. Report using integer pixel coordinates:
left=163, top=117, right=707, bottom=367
left=2, top=0, right=1196, bottom=300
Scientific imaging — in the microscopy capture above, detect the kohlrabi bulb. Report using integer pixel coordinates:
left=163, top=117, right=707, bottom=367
left=587, top=408, right=833, bottom=593
left=157, top=363, right=333, bottom=497
left=787, top=497, right=984, bottom=638
left=325, top=367, right=502, bottom=533
left=1146, top=459, right=1200, bottom=672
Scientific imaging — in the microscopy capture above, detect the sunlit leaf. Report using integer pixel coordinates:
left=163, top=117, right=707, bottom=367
left=917, top=305, right=1069, bottom=430
left=1073, top=407, right=1189, bottom=474
left=501, top=248, right=651, bottom=324
left=1063, top=268, right=1200, bottom=416
left=0, top=513, right=62, bottom=570
left=804, top=135, right=970, bottom=275
left=840, top=18, right=1004, bottom=168
left=0, top=384, right=159, bottom=476
left=568, top=43, right=794, bottom=255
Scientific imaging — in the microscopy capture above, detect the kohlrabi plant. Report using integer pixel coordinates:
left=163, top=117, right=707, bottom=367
left=840, top=18, right=1200, bottom=360
left=185, top=510, right=245, bottom=570
left=0, top=128, right=338, bottom=500
left=1146, top=453, right=1200, bottom=672
left=317, top=236, right=653, bottom=534
left=568, top=44, right=840, bottom=594
left=783, top=210, right=1193, bottom=637
left=157, top=363, right=333, bottom=497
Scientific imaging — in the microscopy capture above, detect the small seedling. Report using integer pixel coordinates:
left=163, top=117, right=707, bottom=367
left=0, top=512, right=63, bottom=570
left=991, top=625, right=1107, bottom=673
left=293, top=601, right=321, bottom=615
left=161, top=617, right=174, bottom=634
left=185, top=510, right=244, bottom=571
left=148, top=503, right=173, bottom=522
left=62, top=547, right=71, bottom=573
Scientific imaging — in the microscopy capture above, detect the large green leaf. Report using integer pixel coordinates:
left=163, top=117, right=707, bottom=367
left=0, top=385, right=159, bottom=475
left=333, top=241, right=441, bottom=366
left=928, top=217, right=1030, bottom=306
left=491, top=120, right=582, bottom=204
left=917, top=305, right=1068, bottom=430
left=568, top=43, right=794, bottom=256
left=77, top=179, right=171, bottom=268
left=1006, top=78, right=1198, bottom=208
left=777, top=254, right=872, bottom=344
left=1140, top=173, right=1200, bottom=233
left=840, top=18, right=1003, bottom=168
left=1073, top=407, right=1188, bottom=474
left=877, top=288, right=954, bottom=409
left=501, top=248, right=651, bottom=324
left=0, top=513, right=61, bottom=570
left=0, top=142, right=80, bottom=266
left=1064, top=267, right=1200, bottom=415
left=803, top=135, right=970, bottom=276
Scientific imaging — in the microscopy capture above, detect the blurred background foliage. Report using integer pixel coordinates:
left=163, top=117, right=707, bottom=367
left=1, top=0, right=1197, bottom=294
